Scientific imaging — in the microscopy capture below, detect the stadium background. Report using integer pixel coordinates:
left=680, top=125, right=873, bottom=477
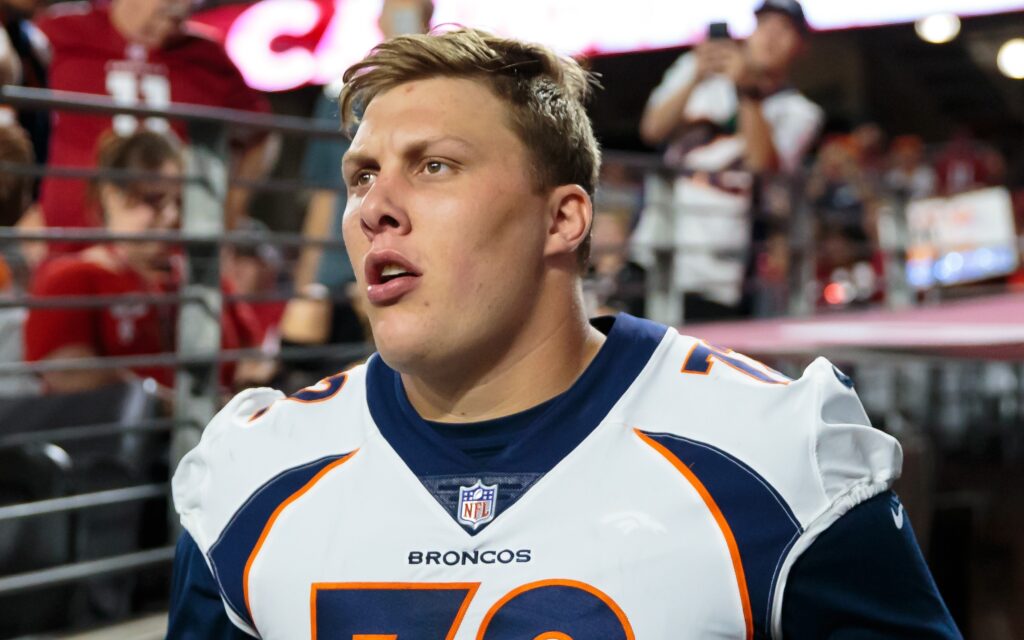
left=0, top=0, right=1023, bottom=637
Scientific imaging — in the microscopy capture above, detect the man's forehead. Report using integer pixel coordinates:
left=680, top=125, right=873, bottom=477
left=369, top=76, right=503, bottom=115
left=347, top=77, right=516, bottom=152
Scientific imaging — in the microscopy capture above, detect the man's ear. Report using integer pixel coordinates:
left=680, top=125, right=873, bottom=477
left=544, top=184, right=592, bottom=259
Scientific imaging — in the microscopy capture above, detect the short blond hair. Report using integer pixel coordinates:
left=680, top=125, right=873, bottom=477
left=339, top=28, right=602, bottom=264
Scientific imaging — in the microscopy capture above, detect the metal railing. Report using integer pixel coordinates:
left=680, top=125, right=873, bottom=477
left=0, top=87, right=369, bottom=631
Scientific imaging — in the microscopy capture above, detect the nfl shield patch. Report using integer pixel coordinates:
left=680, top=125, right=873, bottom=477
left=457, top=480, right=498, bottom=530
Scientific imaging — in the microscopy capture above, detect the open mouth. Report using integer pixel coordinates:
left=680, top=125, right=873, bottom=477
left=364, top=252, right=423, bottom=305
left=378, top=264, right=415, bottom=284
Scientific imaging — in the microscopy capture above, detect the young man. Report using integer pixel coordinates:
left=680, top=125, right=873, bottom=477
left=637, top=0, right=823, bottom=320
left=169, top=28, right=959, bottom=639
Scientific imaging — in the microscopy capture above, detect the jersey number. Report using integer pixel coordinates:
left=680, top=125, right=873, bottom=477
left=681, top=342, right=790, bottom=385
left=310, top=579, right=634, bottom=640
left=105, top=70, right=171, bottom=136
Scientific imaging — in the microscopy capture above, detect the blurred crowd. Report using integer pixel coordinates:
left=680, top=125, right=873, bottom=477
left=0, top=0, right=1020, bottom=404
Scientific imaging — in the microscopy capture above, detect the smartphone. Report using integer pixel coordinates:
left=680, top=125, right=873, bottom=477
left=708, top=21, right=731, bottom=40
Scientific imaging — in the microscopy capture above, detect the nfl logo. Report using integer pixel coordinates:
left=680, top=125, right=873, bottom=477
left=457, top=480, right=498, bottom=530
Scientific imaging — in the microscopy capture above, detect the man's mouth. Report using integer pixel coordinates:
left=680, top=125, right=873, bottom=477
left=365, top=252, right=422, bottom=305
left=378, top=264, right=415, bottom=284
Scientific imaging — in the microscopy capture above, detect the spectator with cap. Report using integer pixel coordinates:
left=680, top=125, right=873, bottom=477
left=33, top=0, right=277, bottom=253
left=638, top=0, right=823, bottom=320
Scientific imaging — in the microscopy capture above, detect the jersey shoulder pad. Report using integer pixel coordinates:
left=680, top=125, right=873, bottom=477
left=172, top=365, right=368, bottom=552
left=623, top=331, right=902, bottom=526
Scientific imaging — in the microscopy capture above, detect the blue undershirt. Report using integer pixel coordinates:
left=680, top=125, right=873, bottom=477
left=424, top=395, right=560, bottom=464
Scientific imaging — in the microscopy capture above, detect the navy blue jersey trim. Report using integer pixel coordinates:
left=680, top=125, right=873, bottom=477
left=639, top=430, right=802, bottom=638
left=168, top=532, right=252, bottom=639
left=207, top=453, right=354, bottom=628
left=366, top=313, right=668, bottom=534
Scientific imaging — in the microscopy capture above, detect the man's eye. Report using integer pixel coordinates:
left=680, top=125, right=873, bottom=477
left=423, top=160, right=449, bottom=175
left=353, top=171, right=375, bottom=186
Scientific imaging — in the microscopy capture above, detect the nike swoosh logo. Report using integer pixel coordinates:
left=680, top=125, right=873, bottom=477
left=891, top=503, right=905, bottom=530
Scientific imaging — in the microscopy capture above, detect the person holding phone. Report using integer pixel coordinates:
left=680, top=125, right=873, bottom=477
left=638, top=0, right=823, bottom=320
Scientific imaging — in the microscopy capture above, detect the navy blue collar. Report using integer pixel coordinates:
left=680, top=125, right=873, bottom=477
left=365, top=313, right=667, bottom=478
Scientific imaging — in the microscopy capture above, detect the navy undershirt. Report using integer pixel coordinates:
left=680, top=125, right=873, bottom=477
left=423, top=395, right=562, bottom=463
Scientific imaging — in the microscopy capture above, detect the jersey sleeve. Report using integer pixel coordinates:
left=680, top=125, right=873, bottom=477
left=167, top=531, right=257, bottom=639
left=23, top=261, right=98, bottom=361
left=809, top=358, right=901, bottom=507
left=172, top=385, right=285, bottom=551
left=171, top=369, right=364, bottom=634
left=769, top=357, right=905, bottom=636
left=781, top=490, right=961, bottom=638
left=171, top=386, right=284, bottom=636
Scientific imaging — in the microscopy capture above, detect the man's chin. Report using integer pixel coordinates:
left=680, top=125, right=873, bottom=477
left=374, top=330, right=427, bottom=367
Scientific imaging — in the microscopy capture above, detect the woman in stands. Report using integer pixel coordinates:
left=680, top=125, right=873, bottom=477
left=24, top=130, right=260, bottom=396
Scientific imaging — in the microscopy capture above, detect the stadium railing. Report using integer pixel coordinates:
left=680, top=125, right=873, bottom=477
left=0, top=85, right=372, bottom=637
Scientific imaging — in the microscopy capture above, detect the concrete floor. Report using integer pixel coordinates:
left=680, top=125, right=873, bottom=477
left=57, top=614, right=166, bottom=640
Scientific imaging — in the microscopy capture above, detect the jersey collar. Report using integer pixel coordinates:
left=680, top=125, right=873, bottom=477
left=366, top=313, right=667, bottom=477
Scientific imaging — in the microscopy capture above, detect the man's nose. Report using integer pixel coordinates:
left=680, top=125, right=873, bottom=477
left=358, top=173, right=412, bottom=239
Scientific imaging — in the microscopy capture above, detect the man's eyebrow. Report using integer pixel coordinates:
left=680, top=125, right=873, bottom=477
left=341, top=149, right=374, bottom=172
left=412, top=135, right=476, bottom=152
left=342, top=135, right=476, bottom=169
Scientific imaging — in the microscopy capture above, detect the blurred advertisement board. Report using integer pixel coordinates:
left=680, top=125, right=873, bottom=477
left=190, top=0, right=1024, bottom=91
left=906, top=187, right=1020, bottom=289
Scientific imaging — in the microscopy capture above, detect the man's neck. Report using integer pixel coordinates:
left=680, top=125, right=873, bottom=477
left=401, top=295, right=606, bottom=424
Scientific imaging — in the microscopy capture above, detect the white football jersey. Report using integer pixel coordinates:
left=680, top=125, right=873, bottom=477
left=173, top=314, right=901, bottom=639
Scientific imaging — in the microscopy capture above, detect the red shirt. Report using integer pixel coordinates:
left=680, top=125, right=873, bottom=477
left=35, top=1, right=270, bottom=233
left=25, top=252, right=261, bottom=390
left=25, top=254, right=176, bottom=386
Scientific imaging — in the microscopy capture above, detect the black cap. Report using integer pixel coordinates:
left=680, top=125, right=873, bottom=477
left=755, top=0, right=809, bottom=33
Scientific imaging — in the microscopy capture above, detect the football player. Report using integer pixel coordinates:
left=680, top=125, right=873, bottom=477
left=169, top=28, right=960, bottom=639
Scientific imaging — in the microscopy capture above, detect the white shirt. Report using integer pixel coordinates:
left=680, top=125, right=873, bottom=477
left=635, top=52, right=823, bottom=306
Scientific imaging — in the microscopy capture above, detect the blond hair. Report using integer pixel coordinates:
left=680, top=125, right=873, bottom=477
left=339, top=28, right=602, bottom=264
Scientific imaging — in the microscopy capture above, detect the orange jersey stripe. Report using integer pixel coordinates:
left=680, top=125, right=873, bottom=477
left=243, top=450, right=359, bottom=625
left=634, top=429, right=754, bottom=640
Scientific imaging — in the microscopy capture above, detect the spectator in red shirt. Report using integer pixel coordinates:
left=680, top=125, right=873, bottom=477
left=24, top=130, right=259, bottom=395
left=34, top=0, right=275, bottom=251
